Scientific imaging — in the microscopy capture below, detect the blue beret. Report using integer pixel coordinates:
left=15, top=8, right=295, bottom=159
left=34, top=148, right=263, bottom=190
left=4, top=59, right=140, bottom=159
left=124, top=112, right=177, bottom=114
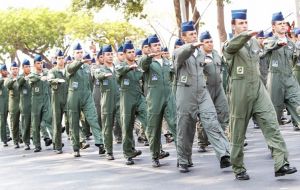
left=161, top=47, right=168, bottom=52
left=43, top=63, right=46, bottom=68
left=102, top=45, right=112, bottom=53
left=181, top=21, right=195, bottom=32
left=34, top=54, right=43, bottom=62
left=83, top=53, right=91, bottom=60
left=117, top=45, right=123, bottom=53
left=174, top=39, right=184, bottom=47
left=200, top=31, right=212, bottom=41
left=0, top=64, right=7, bottom=71
left=148, top=34, right=160, bottom=44
left=97, top=47, right=103, bottom=58
left=256, top=30, right=265, bottom=38
left=265, top=31, right=273, bottom=38
left=91, top=58, right=96, bottom=64
left=11, top=61, right=18, bottom=68
left=123, top=41, right=135, bottom=51
left=64, top=55, right=72, bottom=62
left=55, top=49, right=64, bottom=57
left=135, top=49, right=142, bottom=56
left=272, top=12, right=284, bottom=22
left=231, top=9, right=247, bottom=20
left=228, top=33, right=233, bottom=39
left=142, top=38, right=149, bottom=47
left=294, top=28, right=300, bottom=36
left=52, top=61, right=57, bottom=65
left=73, top=43, right=82, bottom=51
left=22, top=59, right=30, bottom=66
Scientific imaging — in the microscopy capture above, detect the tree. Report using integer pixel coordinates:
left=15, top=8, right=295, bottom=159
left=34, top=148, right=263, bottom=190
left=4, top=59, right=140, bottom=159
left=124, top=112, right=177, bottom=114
left=0, top=8, right=68, bottom=64
left=217, top=0, right=230, bottom=44
left=71, top=0, right=147, bottom=20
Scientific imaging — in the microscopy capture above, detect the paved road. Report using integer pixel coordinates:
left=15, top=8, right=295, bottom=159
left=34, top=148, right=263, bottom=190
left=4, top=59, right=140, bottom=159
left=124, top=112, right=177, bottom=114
left=0, top=122, right=300, bottom=190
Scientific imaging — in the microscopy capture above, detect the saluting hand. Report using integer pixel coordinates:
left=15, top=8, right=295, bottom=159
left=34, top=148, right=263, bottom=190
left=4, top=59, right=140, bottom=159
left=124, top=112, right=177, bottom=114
left=104, top=73, right=112, bottom=77
left=247, top=30, right=259, bottom=37
left=192, top=42, right=204, bottom=48
left=129, top=64, right=138, bottom=69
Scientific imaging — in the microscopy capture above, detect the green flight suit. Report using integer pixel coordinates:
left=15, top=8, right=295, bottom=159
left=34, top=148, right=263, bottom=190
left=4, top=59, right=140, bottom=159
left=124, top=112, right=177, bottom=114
left=94, top=65, right=120, bottom=154
left=116, top=62, right=147, bottom=158
left=223, top=32, right=289, bottom=174
left=66, top=60, right=103, bottom=152
left=91, top=64, right=103, bottom=144
left=293, top=41, right=300, bottom=84
left=175, top=44, right=230, bottom=165
left=18, top=74, right=31, bottom=145
left=0, top=77, right=9, bottom=143
left=5, top=76, right=21, bottom=145
left=48, top=67, right=68, bottom=150
left=140, top=56, right=177, bottom=160
left=197, top=50, right=230, bottom=146
left=264, top=36, right=300, bottom=128
left=28, top=72, right=52, bottom=148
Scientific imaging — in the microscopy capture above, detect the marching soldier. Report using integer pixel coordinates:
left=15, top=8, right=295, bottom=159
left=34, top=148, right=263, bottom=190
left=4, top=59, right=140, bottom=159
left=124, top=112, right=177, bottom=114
left=29, top=55, right=53, bottom=152
left=0, top=64, right=9, bottom=147
left=94, top=45, right=120, bottom=160
left=66, top=43, right=104, bottom=157
left=18, top=59, right=32, bottom=150
left=116, top=41, right=145, bottom=165
left=5, top=62, right=21, bottom=148
left=223, top=9, right=297, bottom=180
left=48, top=50, right=68, bottom=154
left=175, top=21, right=230, bottom=173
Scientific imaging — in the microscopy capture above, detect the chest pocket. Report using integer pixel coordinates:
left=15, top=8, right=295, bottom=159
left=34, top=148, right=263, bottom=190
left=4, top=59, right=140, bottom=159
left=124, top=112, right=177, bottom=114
left=32, top=84, right=41, bottom=96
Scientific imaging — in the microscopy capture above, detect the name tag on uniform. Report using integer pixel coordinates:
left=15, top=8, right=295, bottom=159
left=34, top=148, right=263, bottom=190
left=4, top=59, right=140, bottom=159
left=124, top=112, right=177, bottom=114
left=237, top=66, right=244, bottom=74
left=53, top=84, right=58, bottom=90
left=151, top=74, right=158, bottom=81
left=180, top=76, right=187, bottom=83
left=23, top=89, right=28, bottom=94
left=272, top=60, right=278, bottom=67
left=96, top=79, right=100, bottom=86
left=103, top=80, right=108, bottom=86
left=35, top=87, right=40, bottom=92
left=72, top=82, right=78, bottom=89
left=124, top=79, right=130, bottom=85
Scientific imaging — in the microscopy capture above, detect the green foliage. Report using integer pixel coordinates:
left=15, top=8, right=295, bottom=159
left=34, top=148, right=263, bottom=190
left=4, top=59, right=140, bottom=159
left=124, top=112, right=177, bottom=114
left=71, top=0, right=147, bottom=19
left=0, top=8, right=67, bottom=62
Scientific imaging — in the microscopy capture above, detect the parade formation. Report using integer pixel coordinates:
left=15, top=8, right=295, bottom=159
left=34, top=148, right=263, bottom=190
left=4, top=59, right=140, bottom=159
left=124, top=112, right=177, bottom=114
left=1, top=9, right=300, bottom=181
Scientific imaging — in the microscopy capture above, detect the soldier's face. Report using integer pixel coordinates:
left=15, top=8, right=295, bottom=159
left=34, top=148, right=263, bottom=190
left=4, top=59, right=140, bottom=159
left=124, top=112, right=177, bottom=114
left=162, top=52, right=170, bottom=59
left=97, top=56, right=103, bottom=65
left=142, top=45, right=150, bottom=55
left=56, top=57, right=65, bottom=67
left=174, top=45, right=182, bottom=49
left=23, top=65, right=30, bottom=75
left=256, top=37, right=265, bottom=47
left=272, top=21, right=287, bottom=35
left=202, top=39, right=214, bottom=53
left=74, top=50, right=83, bottom=60
left=11, top=67, right=19, bottom=76
left=34, top=61, right=43, bottom=71
left=1, top=70, right=8, bottom=77
left=233, top=19, right=248, bottom=35
left=150, top=43, right=161, bottom=54
left=182, top=30, right=197, bottom=43
left=117, top=52, right=125, bottom=62
left=125, top=49, right=136, bottom=62
left=103, top=52, right=113, bottom=64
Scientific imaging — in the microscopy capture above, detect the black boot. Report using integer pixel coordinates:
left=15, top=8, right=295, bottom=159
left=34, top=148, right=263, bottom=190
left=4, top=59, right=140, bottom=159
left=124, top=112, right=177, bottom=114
left=44, top=138, right=52, bottom=146
left=235, top=171, right=250, bottom=180
left=14, top=143, right=20, bottom=149
left=220, top=156, right=231, bottom=169
left=73, top=151, right=80, bottom=157
left=152, top=158, right=160, bottom=168
left=33, top=146, right=42, bottom=153
left=98, top=144, right=106, bottom=155
left=159, top=150, right=170, bottom=159
left=275, top=164, right=297, bottom=177
left=3, top=141, right=8, bottom=147
left=178, top=164, right=189, bottom=173
left=24, top=144, right=30, bottom=150
left=126, top=157, right=134, bottom=165
left=106, top=153, right=115, bottom=160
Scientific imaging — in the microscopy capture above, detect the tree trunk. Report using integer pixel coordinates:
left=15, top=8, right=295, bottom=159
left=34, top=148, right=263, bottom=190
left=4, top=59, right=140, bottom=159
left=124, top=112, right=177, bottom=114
left=216, top=0, right=227, bottom=48
left=173, top=0, right=182, bottom=36
left=190, top=0, right=200, bottom=32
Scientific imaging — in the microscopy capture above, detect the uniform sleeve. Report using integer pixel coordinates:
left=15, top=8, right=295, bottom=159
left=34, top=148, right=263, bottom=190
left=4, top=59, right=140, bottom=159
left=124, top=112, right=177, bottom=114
left=94, top=68, right=108, bottom=80
left=17, top=75, right=26, bottom=88
left=4, top=77, right=15, bottom=89
left=223, top=32, right=252, bottom=54
left=174, top=44, right=195, bottom=69
left=66, top=60, right=84, bottom=76
left=28, top=73, right=41, bottom=84
left=47, top=69, right=59, bottom=85
left=0, top=78, right=4, bottom=87
left=139, top=55, right=152, bottom=72
left=263, top=38, right=283, bottom=53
